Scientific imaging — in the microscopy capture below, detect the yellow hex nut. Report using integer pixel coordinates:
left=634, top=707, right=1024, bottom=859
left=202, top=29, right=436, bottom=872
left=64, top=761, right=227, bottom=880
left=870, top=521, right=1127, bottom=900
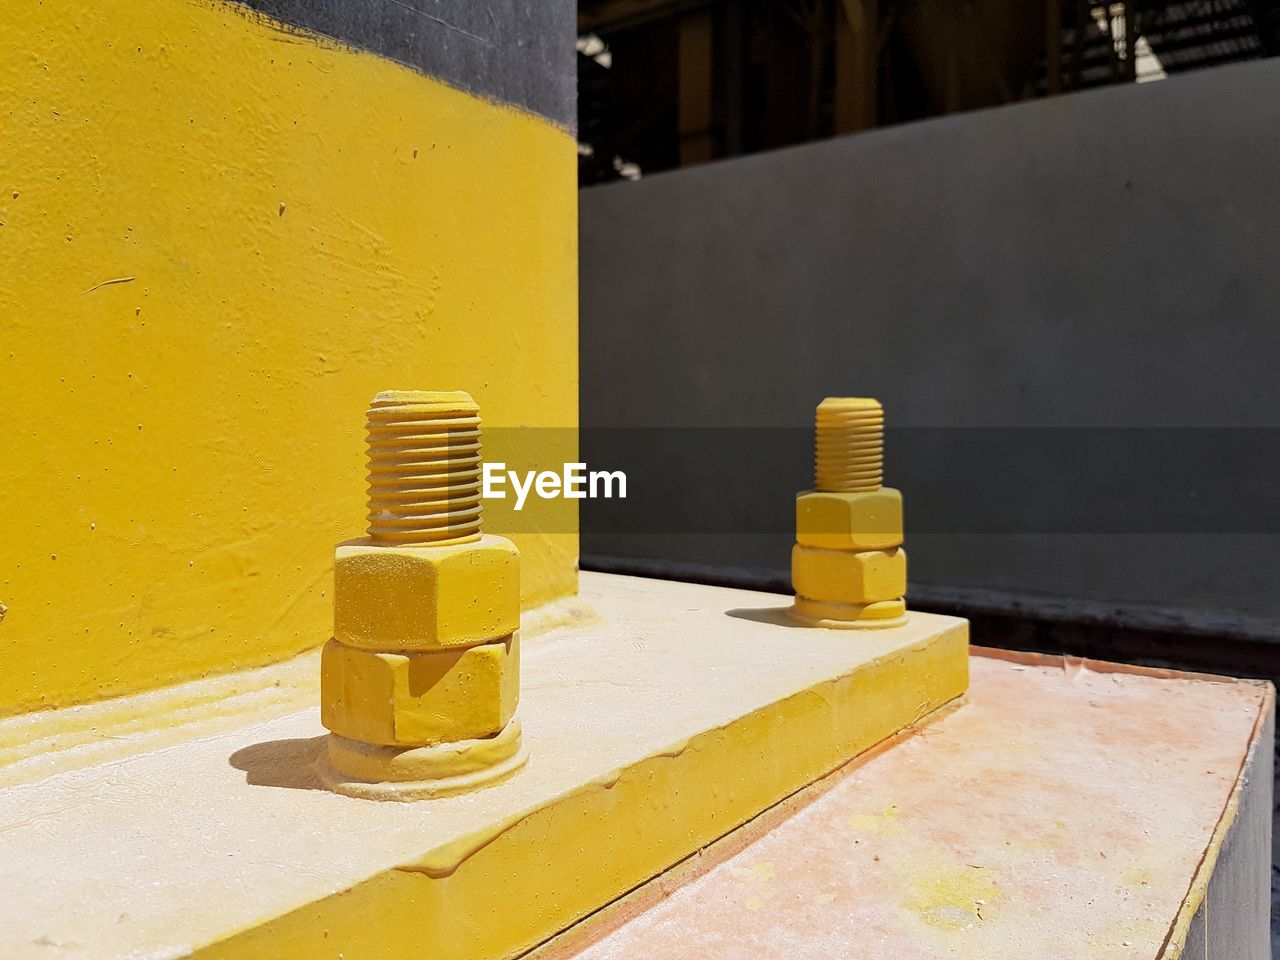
left=333, top=534, right=519, bottom=651
left=795, top=487, right=903, bottom=551
left=320, top=634, right=520, bottom=747
left=792, top=545, right=906, bottom=605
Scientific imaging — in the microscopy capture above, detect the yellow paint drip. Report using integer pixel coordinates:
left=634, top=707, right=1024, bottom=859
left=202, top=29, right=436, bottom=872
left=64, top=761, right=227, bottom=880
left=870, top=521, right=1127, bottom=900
left=903, top=863, right=1004, bottom=930
left=743, top=860, right=776, bottom=911
left=847, top=802, right=906, bottom=836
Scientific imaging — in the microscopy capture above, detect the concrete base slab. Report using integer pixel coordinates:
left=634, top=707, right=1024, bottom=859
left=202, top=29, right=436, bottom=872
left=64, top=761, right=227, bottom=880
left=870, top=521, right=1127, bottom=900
left=0, top=573, right=968, bottom=960
left=538, top=650, right=1273, bottom=960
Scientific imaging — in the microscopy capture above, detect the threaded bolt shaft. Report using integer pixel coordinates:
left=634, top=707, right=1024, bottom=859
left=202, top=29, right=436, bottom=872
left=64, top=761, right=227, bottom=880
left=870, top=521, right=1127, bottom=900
left=814, top=397, right=884, bottom=493
left=365, top=390, right=484, bottom=546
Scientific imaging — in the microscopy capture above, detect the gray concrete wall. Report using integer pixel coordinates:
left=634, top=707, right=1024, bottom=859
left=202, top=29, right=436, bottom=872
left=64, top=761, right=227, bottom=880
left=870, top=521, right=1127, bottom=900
left=580, top=59, right=1280, bottom=637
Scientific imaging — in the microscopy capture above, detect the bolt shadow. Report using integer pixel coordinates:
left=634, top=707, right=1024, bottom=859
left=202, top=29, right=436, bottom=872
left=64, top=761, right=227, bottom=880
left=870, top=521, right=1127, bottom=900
left=229, top=736, right=328, bottom=791
left=726, top=605, right=810, bottom=628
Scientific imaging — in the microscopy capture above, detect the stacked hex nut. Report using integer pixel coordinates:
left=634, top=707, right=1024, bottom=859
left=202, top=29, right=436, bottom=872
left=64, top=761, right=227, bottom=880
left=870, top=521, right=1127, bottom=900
left=791, top=398, right=908, bottom=628
left=322, top=537, right=520, bottom=747
left=318, top=391, right=526, bottom=800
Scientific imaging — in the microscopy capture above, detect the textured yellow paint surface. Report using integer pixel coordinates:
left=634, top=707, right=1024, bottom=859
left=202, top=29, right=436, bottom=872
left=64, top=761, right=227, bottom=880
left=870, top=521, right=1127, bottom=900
left=0, top=1, right=577, bottom=716
left=319, top=635, right=519, bottom=746
left=795, top=488, right=904, bottom=550
left=334, top=536, right=521, bottom=651
left=791, top=544, right=906, bottom=603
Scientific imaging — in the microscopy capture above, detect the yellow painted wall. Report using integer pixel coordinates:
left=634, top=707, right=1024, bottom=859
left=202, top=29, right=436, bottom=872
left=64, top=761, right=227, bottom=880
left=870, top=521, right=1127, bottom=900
left=0, top=1, right=578, bottom=717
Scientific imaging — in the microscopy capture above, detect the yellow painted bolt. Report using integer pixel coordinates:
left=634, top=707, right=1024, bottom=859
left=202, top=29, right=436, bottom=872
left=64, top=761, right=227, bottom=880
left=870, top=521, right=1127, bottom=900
left=317, top=390, right=527, bottom=801
left=365, top=390, right=484, bottom=546
left=792, top=397, right=907, bottom=629
left=815, top=397, right=883, bottom=493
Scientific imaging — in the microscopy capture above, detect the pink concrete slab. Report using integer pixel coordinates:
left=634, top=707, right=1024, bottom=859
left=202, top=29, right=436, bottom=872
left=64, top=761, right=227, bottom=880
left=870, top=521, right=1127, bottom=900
left=549, top=652, right=1270, bottom=960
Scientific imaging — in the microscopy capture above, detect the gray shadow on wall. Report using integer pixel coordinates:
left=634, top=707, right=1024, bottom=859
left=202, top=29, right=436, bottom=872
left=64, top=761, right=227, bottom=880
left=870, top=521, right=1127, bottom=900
left=229, top=736, right=328, bottom=791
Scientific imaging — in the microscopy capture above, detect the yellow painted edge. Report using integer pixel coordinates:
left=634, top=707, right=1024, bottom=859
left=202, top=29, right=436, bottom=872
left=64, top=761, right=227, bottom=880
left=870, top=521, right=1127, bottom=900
left=0, top=649, right=323, bottom=789
left=527, top=695, right=971, bottom=960
left=0, top=597, right=594, bottom=788
left=1157, top=680, right=1275, bottom=959
left=193, top=620, right=969, bottom=960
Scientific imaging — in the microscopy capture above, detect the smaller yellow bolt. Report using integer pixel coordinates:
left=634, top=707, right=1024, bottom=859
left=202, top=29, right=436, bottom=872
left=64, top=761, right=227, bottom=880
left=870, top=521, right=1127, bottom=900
left=792, top=397, right=907, bottom=629
left=815, top=397, right=883, bottom=493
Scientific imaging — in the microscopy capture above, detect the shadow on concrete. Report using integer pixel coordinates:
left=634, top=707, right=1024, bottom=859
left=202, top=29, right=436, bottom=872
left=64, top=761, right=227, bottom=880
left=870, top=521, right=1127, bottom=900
left=726, top=606, right=808, bottom=628
left=229, top=736, right=328, bottom=791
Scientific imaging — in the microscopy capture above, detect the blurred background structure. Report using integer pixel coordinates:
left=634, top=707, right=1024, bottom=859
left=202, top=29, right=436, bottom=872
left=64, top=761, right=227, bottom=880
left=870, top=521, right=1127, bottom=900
left=578, top=0, right=1279, bottom=184
left=576, top=2, right=1280, bottom=944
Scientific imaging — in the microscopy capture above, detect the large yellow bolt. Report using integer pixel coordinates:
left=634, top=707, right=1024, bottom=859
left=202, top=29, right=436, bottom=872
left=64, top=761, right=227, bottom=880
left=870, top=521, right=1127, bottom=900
left=364, top=390, right=484, bottom=546
left=316, top=390, right=526, bottom=801
left=791, top=397, right=908, bottom=629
